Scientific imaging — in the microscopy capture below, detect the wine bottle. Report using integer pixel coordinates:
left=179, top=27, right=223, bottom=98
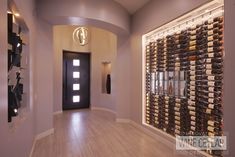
left=188, top=100, right=196, bottom=106
left=189, top=40, right=196, bottom=46
left=208, top=120, right=222, bottom=126
left=207, top=35, right=214, bottom=41
left=175, top=120, right=180, bottom=125
left=206, top=69, right=223, bottom=75
left=208, top=40, right=223, bottom=47
left=214, top=17, right=224, bottom=23
left=208, top=126, right=222, bottom=132
left=191, top=126, right=196, bottom=131
left=189, top=76, right=196, bottom=80
left=189, top=111, right=196, bottom=116
left=208, top=34, right=223, bottom=42
left=190, top=116, right=196, bottom=121
left=190, top=66, right=196, bottom=71
left=175, top=116, right=180, bottom=121
left=189, top=45, right=196, bottom=51
left=191, top=121, right=196, bottom=126
left=174, top=112, right=180, bottom=117
left=207, top=23, right=214, bottom=30
left=188, top=106, right=196, bottom=111
left=207, top=28, right=223, bottom=36
left=213, top=22, right=223, bottom=29
left=188, top=80, right=195, bottom=85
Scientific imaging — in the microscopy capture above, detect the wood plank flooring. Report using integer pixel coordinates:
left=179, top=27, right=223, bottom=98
left=32, top=109, right=189, bottom=157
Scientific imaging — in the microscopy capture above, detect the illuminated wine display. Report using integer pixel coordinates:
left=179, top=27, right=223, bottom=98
left=143, top=3, right=224, bottom=156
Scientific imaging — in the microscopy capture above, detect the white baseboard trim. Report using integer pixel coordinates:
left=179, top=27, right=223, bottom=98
left=129, top=120, right=175, bottom=147
left=29, top=128, right=54, bottom=157
left=29, top=138, right=37, bottom=157
left=116, top=118, right=131, bottom=123
left=122, top=120, right=210, bottom=157
left=53, top=110, right=63, bottom=115
left=91, top=107, right=116, bottom=115
left=35, top=128, right=55, bottom=141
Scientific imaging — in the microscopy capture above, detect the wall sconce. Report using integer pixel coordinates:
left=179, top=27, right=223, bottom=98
left=72, top=27, right=89, bottom=46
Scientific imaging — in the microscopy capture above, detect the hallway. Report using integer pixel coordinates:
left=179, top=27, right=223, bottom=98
left=32, top=110, right=187, bottom=157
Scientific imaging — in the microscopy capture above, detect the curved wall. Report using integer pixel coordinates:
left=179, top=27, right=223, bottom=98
left=36, top=0, right=130, bottom=35
left=36, top=0, right=132, bottom=118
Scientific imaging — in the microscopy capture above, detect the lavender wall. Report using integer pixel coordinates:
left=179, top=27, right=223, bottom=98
left=13, top=0, right=54, bottom=137
left=90, top=28, right=118, bottom=112
left=115, top=37, right=131, bottom=119
left=0, top=0, right=54, bottom=156
left=35, top=18, right=53, bottom=135
left=224, top=0, right=235, bottom=156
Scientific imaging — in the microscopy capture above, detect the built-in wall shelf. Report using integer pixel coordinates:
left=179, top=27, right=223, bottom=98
left=7, top=0, right=30, bottom=123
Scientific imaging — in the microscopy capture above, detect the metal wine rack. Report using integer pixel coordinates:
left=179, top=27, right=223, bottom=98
left=145, top=16, right=224, bottom=156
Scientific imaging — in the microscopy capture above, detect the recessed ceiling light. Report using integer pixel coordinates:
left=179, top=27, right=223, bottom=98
left=14, top=13, right=20, bottom=17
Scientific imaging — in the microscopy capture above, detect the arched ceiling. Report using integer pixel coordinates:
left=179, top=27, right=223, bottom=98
left=36, top=0, right=131, bottom=36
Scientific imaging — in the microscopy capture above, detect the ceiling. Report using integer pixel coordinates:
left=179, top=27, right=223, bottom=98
left=114, top=0, right=151, bottom=14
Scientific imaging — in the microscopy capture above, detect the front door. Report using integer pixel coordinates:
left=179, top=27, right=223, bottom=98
left=63, top=51, right=90, bottom=110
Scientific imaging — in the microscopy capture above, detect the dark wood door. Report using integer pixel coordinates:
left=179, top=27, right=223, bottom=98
left=63, top=51, right=90, bottom=110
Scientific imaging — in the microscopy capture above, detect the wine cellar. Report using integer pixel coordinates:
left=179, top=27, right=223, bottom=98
left=143, top=2, right=224, bottom=156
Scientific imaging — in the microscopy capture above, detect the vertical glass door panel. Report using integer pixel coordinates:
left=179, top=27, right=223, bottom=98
left=169, top=71, right=174, bottom=96
left=159, top=72, right=164, bottom=95
left=155, top=72, right=159, bottom=94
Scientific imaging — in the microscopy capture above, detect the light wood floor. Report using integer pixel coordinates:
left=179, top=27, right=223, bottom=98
left=32, top=109, right=189, bottom=157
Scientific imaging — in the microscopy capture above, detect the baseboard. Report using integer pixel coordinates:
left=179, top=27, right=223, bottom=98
left=116, top=118, right=174, bottom=146
left=129, top=120, right=211, bottom=157
left=116, top=118, right=131, bottom=123
left=29, top=128, right=54, bottom=157
left=116, top=118, right=172, bottom=143
left=35, top=128, right=54, bottom=141
left=29, top=138, right=37, bottom=157
left=53, top=110, right=63, bottom=115
left=129, top=120, right=175, bottom=146
left=91, top=107, right=116, bottom=115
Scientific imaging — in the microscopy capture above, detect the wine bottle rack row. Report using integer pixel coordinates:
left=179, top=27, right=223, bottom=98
left=145, top=16, right=224, bottom=156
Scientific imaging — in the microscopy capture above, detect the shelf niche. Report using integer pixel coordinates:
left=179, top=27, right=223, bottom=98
left=101, top=62, right=111, bottom=94
left=7, top=0, right=30, bottom=123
